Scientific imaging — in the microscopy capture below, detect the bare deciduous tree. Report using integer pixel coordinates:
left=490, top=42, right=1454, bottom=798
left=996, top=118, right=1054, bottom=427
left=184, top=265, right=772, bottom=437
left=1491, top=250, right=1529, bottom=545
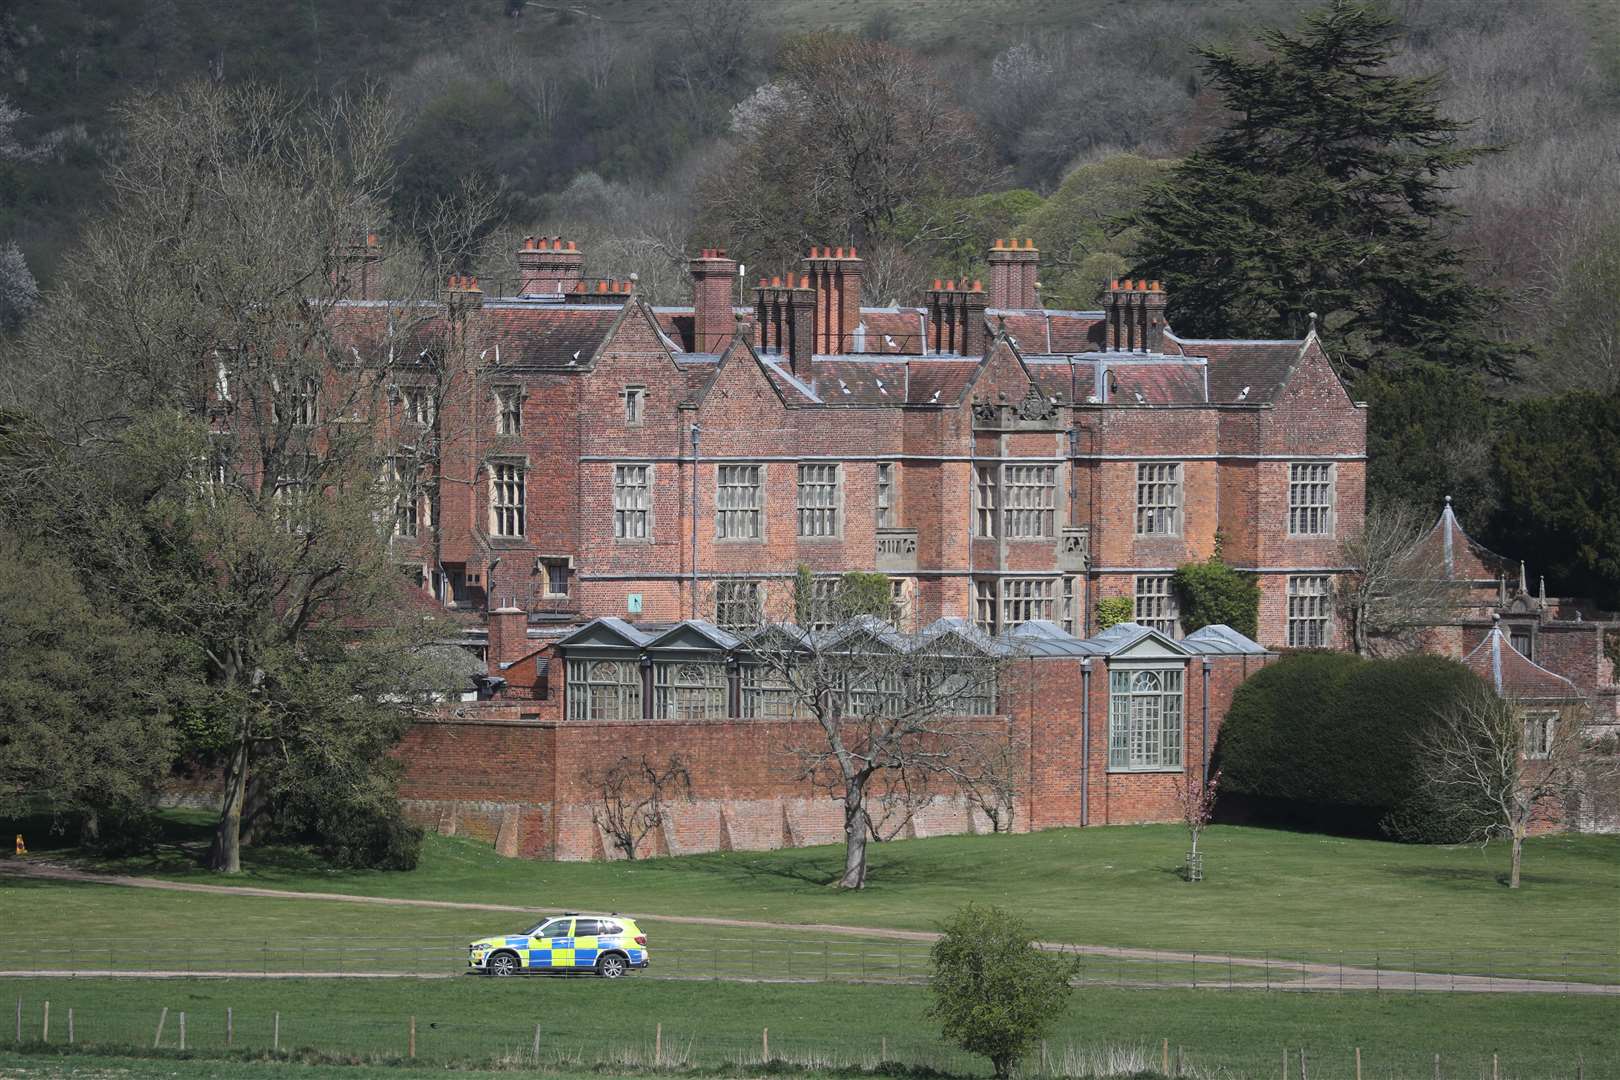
left=0, top=82, right=490, bottom=872
left=589, top=754, right=694, bottom=860
left=1335, top=502, right=1471, bottom=656
left=1415, top=684, right=1610, bottom=889
left=723, top=580, right=1015, bottom=889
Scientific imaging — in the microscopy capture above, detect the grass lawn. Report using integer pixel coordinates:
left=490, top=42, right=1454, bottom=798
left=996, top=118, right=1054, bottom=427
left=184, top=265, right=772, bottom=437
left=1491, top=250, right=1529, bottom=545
left=2, top=976, right=1616, bottom=1079
left=15, top=813, right=1617, bottom=970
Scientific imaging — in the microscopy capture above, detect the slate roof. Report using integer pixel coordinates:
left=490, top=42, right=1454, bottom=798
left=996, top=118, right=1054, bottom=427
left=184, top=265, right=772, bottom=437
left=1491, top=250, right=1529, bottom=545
left=478, top=304, right=622, bottom=369
left=1166, top=333, right=1305, bottom=404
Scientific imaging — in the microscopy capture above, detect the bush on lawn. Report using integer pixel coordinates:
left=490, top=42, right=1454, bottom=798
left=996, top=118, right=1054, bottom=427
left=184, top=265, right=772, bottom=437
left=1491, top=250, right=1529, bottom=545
left=929, top=903, right=1079, bottom=1079
left=1214, top=652, right=1488, bottom=840
left=261, top=792, right=422, bottom=871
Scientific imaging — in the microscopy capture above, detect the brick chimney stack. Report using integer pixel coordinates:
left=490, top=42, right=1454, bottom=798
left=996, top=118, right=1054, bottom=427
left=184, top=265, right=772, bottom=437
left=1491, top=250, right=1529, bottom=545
left=334, top=233, right=383, bottom=301
left=690, top=248, right=739, bottom=353
left=754, top=273, right=818, bottom=380
left=516, top=236, right=585, bottom=296
left=487, top=606, right=528, bottom=665
left=987, top=238, right=1039, bottom=310
left=926, top=279, right=988, bottom=356
left=802, top=246, right=864, bottom=355
left=1105, top=279, right=1167, bottom=352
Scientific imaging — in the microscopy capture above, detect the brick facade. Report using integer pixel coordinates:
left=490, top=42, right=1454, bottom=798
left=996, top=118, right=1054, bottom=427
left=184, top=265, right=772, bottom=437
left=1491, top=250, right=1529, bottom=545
left=317, top=236, right=1373, bottom=857
left=397, top=625, right=1273, bottom=860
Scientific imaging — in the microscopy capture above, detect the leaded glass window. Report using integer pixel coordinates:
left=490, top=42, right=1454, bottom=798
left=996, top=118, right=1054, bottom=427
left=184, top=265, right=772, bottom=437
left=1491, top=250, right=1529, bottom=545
left=1108, top=668, right=1184, bottom=770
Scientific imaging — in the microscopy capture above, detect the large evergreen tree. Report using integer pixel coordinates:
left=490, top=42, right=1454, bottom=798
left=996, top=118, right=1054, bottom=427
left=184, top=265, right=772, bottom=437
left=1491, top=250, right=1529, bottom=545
left=1128, top=1, right=1520, bottom=384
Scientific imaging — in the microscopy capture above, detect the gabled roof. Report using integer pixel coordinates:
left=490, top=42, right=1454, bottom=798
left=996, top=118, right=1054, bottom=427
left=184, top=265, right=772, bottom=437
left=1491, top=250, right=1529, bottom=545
left=1085, top=622, right=1192, bottom=658
left=1463, top=622, right=1581, bottom=701
left=557, top=616, right=657, bottom=651
left=643, top=620, right=741, bottom=652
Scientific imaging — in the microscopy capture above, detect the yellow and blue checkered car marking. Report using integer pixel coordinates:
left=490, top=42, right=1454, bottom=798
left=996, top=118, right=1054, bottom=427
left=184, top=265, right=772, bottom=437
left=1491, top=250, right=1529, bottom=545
left=475, top=917, right=648, bottom=972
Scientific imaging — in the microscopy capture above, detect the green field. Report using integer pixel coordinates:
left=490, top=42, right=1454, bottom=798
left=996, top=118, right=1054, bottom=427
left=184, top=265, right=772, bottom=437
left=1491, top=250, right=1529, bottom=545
left=24, top=817, right=1619, bottom=969
left=3, top=976, right=1617, bottom=1079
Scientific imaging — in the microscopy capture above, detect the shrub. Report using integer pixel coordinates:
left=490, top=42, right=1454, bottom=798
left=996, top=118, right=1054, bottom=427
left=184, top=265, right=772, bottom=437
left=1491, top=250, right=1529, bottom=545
left=929, top=903, right=1079, bottom=1079
left=1214, top=652, right=1487, bottom=839
left=1095, top=597, right=1133, bottom=630
left=262, top=792, right=422, bottom=870
left=1173, top=557, right=1259, bottom=638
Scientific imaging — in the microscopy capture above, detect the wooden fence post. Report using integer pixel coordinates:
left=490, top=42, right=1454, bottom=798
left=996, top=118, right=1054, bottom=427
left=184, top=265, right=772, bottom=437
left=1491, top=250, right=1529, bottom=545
left=179, top=1011, right=186, bottom=1051
left=1355, top=1046, right=1361, bottom=1080
left=1282, top=1047, right=1288, bottom=1080
left=882, top=1036, right=887, bottom=1061
left=1300, top=1048, right=1309, bottom=1080
left=272, top=1011, right=280, bottom=1053
left=15, top=998, right=21, bottom=1043
left=1433, top=1052, right=1439, bottom=1079
left=40, top=1001, right=47, bottom=1043
left=762, top=1027, right=769, bottom=1062
left=66, top=1008, right=72, bottom=1045
left=409, top=1015, right=416, bottom=1059
left=227, top=1007, right=233, bottom=1048
left=1492, top=1053, right=1499, bottom=1080
left=655, top=1022, right=662, bottom=1067
left=1162, top=1038, right=1169, bottom=1075
left=532, top=1023, right=541, bottom=1060
left=153, top=1007, right=168, bottom=1049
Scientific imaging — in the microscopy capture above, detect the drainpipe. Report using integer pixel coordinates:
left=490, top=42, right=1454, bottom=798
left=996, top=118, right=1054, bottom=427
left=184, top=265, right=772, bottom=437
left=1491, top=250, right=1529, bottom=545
left=690, top=424, right=701, bottom=620
left=1080, top=657, right=1091, bottom=827
left=1201, top=657, right=1212, bottom=786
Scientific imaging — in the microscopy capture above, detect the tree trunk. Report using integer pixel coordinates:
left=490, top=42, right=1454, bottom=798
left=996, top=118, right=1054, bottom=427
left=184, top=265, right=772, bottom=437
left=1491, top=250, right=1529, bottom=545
left=839, top=785, right=870, bottom=889
left=207, top=727, right=250, bottom=873
left=1509, top=823, right=1524, bottom=890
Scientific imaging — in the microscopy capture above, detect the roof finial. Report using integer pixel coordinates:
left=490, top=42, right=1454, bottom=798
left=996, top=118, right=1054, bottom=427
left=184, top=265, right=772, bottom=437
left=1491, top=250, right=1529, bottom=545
left=1444, top=494, right=1452, bottom=508
left=1539, top=575, right=1547, bottom=606
left=1308, top=311, right=1318, bottom=334
left=1518, top=559, right=1529, bottom=597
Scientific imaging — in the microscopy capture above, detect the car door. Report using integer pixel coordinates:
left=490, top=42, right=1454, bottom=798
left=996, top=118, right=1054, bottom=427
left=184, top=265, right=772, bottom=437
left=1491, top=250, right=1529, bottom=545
left=570, top=918, right=603, bottom=970
left=530, top=918, right=573, bottom=971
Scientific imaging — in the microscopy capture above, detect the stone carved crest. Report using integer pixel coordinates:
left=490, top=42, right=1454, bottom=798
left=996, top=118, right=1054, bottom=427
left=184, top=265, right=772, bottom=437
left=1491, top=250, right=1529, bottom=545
left=1016, top=384, right=1054, bottom=421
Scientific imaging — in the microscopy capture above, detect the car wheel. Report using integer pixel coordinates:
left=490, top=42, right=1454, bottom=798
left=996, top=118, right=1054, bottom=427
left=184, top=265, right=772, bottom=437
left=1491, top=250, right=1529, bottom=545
left=488, top=951, right=520, bottom=977
left=596, top=953, right=628, bottom=979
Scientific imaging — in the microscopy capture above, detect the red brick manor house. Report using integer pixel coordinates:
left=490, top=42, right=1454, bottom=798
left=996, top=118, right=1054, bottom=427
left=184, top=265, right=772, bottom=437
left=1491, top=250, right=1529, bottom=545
left=333, top=236, right=1369, bottom=858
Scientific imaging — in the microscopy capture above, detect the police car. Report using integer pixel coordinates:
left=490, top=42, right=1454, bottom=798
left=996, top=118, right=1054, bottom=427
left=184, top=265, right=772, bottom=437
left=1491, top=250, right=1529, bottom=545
left=469, top=913, right=648, bottom=978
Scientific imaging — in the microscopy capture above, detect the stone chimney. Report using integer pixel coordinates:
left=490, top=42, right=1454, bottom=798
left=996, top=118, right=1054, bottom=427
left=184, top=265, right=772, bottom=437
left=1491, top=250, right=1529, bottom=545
left=926, top=279, right=987, bottom=356
left=487, top=606, right=528, bottom=665
left=987, top=238, right=1039, bottom=310
left=802, top=246, right=864, bottom=355
left=1105, top=279, right=1167, bottom=353
left=754, top=273, right=817, bottom=380
left=690, top=248, right=738, bottom=353
left=334, top=233, right=383, bottom=301
left=516, top=236, right=585, bottom=296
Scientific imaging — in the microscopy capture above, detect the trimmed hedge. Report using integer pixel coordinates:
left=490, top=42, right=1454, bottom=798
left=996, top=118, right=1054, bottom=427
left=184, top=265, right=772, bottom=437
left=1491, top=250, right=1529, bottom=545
left=1214, top=652, right=1487, bottom=840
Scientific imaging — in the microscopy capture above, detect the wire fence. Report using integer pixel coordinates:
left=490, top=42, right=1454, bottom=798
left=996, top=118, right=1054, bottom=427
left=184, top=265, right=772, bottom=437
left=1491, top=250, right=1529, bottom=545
left=2, top=993, right=1609, bottom=1079
left=0, top=936, right=1616, bottom=992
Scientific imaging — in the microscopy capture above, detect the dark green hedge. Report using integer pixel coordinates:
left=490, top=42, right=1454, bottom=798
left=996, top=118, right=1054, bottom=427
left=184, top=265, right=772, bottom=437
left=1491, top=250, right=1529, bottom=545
left=1214, top=652, right=1486, bottom=840
left=1173, top=558, right=1260, bottom=639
